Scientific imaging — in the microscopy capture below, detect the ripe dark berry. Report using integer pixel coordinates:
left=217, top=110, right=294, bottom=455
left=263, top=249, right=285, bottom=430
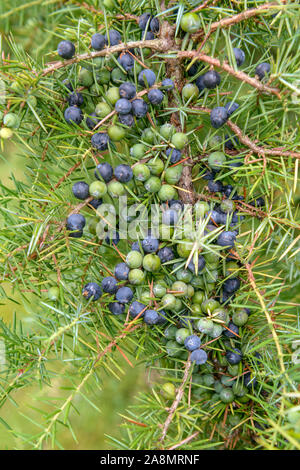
left=118, top=52, right=134, bottom=71
left=68, top=92, right=84, bottom=107
left=91, top=132, right=110, bottom=150
left=169, top=199, right=184, bottom=211
left=131, top=241, right=141, bottom=252
left=161, top=78, right=174, bottom=90
left=57, top=40, right=75, bottom=59
left=203, top=70, right=221, bottom=89
left=119, top=82, right=136, bottom=100
left=91, top=33, right=105, bottom=50
left=162, top=209, right=178, bottom=225
left=187, top=255, right=206, bottom=274
left=108, top=302, right=125, bottom=315
left=131, top=99, right=148, bottom=118
left=95, top=162, right=113, bottom=182
left=88, top=198, right=102, bottom=209
left=138, top=69, right=156, bottom=87
left=142, top=235, right=159, bottom=253
left=62, top=79, right=73, bottom=92
left=86, top=112, right=100, bottom=130
left=150, top=16, right=159, bottom=33
left=195, top=74, right=206, bottom=94
left=187, top=62, right=199, bottom=77
left=157, top=246, right=174, bottom=263
left=102, top=276, right=118, bottom=294
left=208, top=180, right=224, bottom=193
left=114, top=164, right=133, bottom=183
left=114, top=262, right=130, bottom=280
left=129, top=301, right=146, bottom=318
left=116, top=286, right=134, bottom=304
left=223, top=321, right=239, bottom=338
left=144, top=309, right=160, bottom=325
left=223, top=277, right=241, bottom=293
left=233, top=47, right=245, bottom=66
left=115, top=98, right=132, bottom=115
left=255, top=62, right=270, bottom=80
left=118, top=113, right=134, bottom=127
left=190, top=348, right=208, bottom=365
left=72, top=181, right=89, bottom=200
left=184, top=335, right=201, bottom=351
left=142, top=31, right=154, bottom=40
left=148, top=89, right=164, bottom=105
left=217, top=231, right=236, bottom=248
left=105, top=29, right=121, bottom=46
left=166, top=147, right=181, bottom=164
left=105, top=230, right=120, bottom=245
left=226, top=348, right=242, bottom=365
left=66, top=213, right=86, bottom=232
left=64, top=106, right=83, bottom=125
left=138, top=13, right=151, bottom=30
left=244, top=372, right=257, bottom=389
left=224, top=101, right=239, bottom=116
left=225, top=134, right=239, bottom=150
left=210, top=107, right=228, bottom=128
left=82, top=282, right=102, bottom=301
left=249, top=197, right=265, bottom=207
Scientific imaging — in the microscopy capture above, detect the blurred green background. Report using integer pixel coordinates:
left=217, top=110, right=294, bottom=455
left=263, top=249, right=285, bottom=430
left=0, top=144, right=148, bottom=450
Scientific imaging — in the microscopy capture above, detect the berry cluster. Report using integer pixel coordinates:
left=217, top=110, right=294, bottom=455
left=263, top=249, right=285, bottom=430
left=53, top=8, right=267, bottom=426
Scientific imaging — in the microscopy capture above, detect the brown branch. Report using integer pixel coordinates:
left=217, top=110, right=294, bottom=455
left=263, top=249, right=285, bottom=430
left=159, top=358, right=192, bottom=444
left=192, top=106, right=300, bottom=159
left=227, top=120, right=300, bottom=159
left=41, top=39, right=163, bottom=76
left=192, top=1, right=288, bottom=41
left=168, top=431, right=200, bottom=450
left=178, top=50, right=280, bottom=98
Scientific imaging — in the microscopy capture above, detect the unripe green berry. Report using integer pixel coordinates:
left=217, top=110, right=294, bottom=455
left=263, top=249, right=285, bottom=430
left=161, top=293, right=177, bottom=310
left=160, top=123, right=175, bottom=140
left=3, top=113, right=19, bottom=128
left=108, top=124, right=125, bottom=141
left=162, top=382, right=176, bottom=399
left=180, top=12, right=201, bottom=33
left=164, top=164, right=183, bottom=184
left=143, top=254, right=161, bottom=272
left=144, top=176, right=161, bottom=193
left=106, top=87, right=120, bottom=105
left=208, top=151, right=226, bottom=171
left=48, top=286, right=59, bottom=301
left=194, top=201, right=210, bottom=219
left=89, top=181, right=107, bottom=198
left=130, top=144, right=146, bottom=159
left=148, top=158, right=164, bottom=175
left=95, top=102, right=111, bottom=118
left=171, top=280, right=188, bottom=297
left=107, top=180, right=126, bottom=197
left=78, top=68, right=94, bottom=87
left=175, top=328, right=190, bottom=344
left=158, top=184, right=177, bottom=202
left=171, top=132, right=188, bottom=150
left=126, top=250, right=143, bottom=269
left=0, top=127, right=13, bottom=139
left=128, top=269, right=145, bottom=285
left=182, top=83, right=199, bottom=101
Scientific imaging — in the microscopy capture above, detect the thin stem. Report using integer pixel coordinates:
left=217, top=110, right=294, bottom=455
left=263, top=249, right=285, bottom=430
left=178, top=51, right=280, bottom=98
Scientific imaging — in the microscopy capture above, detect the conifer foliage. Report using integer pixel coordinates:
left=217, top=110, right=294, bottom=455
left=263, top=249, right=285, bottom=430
left=0, top=0, right=299, bottom=450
